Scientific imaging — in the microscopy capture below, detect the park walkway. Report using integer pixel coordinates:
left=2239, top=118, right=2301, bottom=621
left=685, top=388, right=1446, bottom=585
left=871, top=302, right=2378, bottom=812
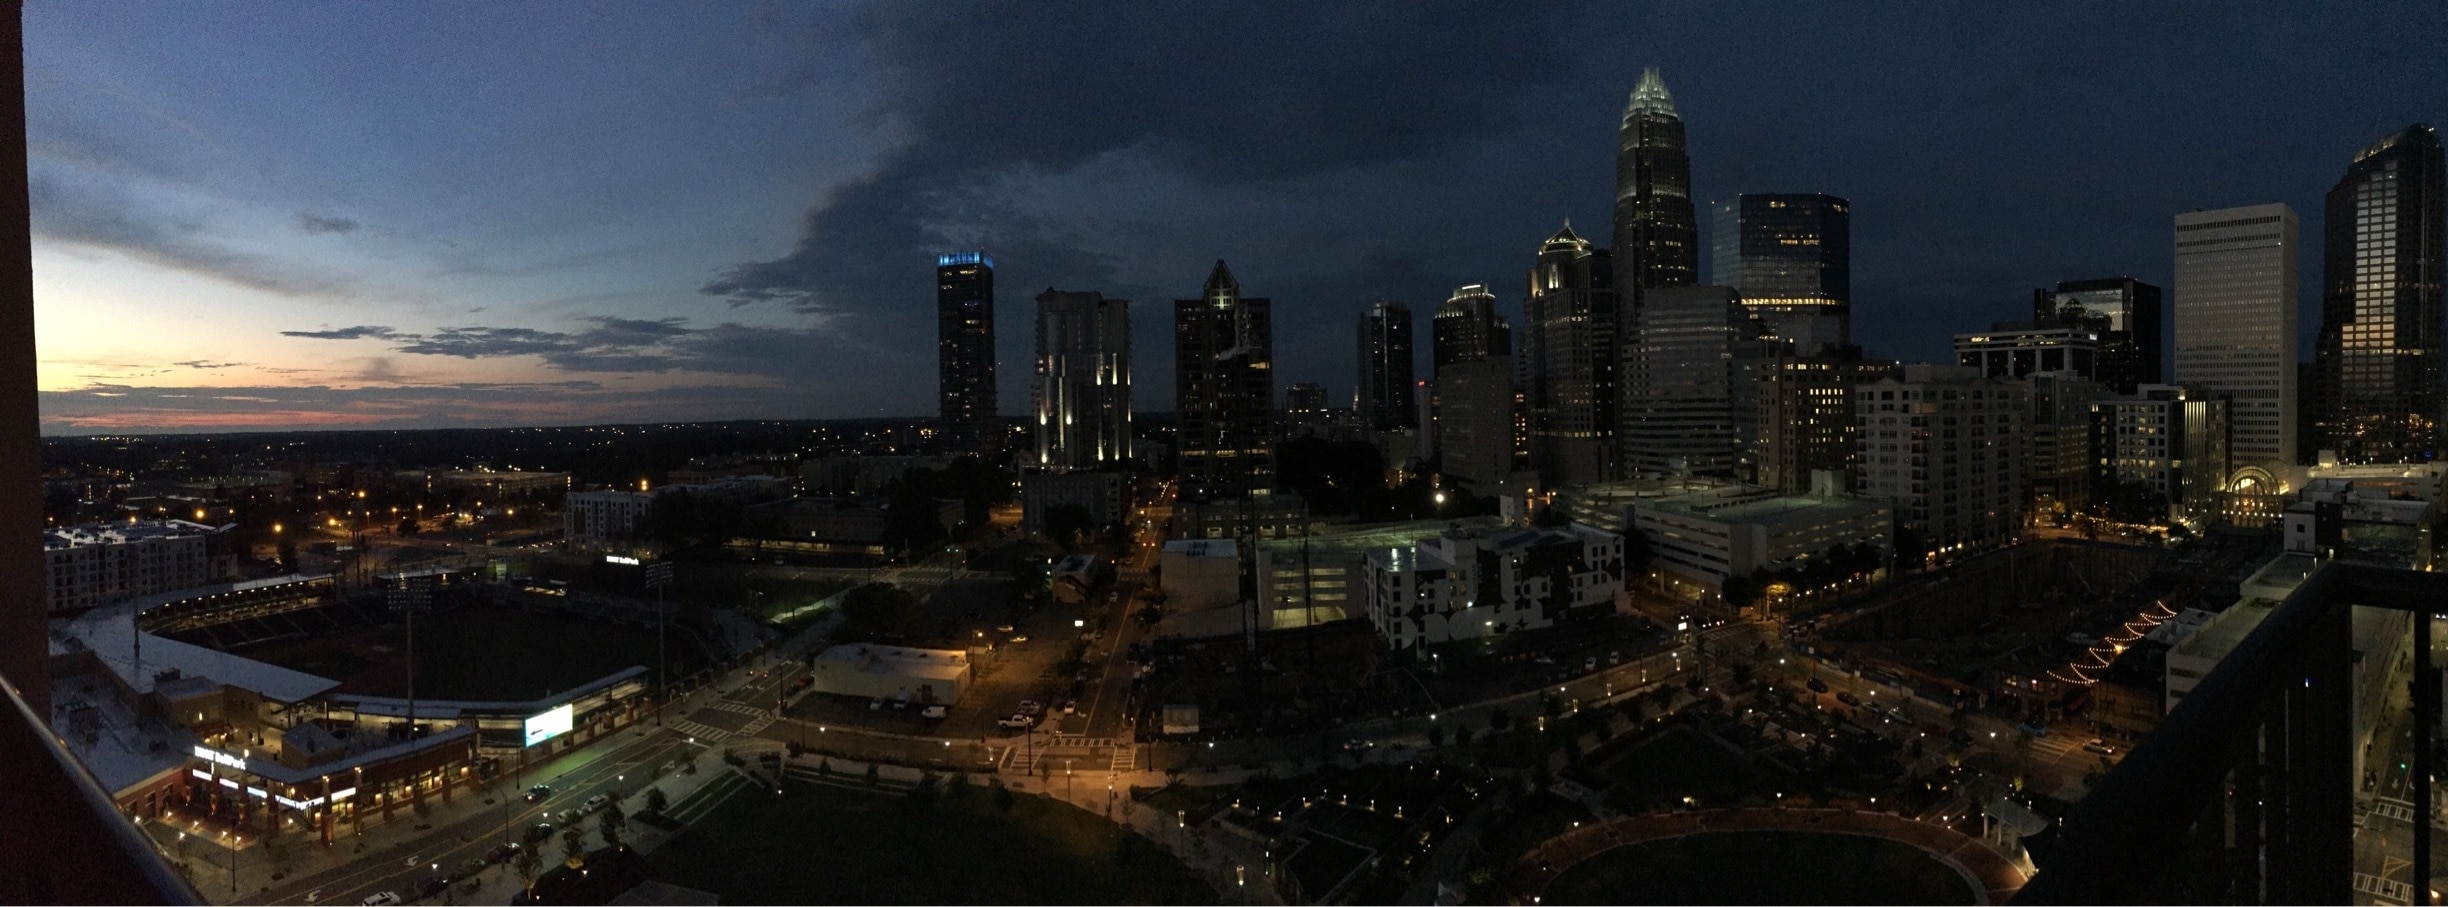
left=1516, top=807, right=2028, bottom=905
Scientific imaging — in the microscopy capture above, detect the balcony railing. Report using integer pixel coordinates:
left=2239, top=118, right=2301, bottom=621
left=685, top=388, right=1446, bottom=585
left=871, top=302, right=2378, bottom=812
left=0, top=674, right=202, bottom=904
left=2017, top=560, right=2448, bottom=904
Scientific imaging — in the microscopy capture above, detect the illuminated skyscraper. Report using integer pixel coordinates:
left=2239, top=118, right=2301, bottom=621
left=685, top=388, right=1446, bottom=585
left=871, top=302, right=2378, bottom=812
left=1710, top=193, right=1850, bottom=353
left=2314, top=124, right=2445, bottom=464
left=1432, top=284, right=1510, bottom=374
left=1356, top=301, right=1417, bottom=431
left=1613, top=67, right=1698, bottom=298
left=1175, top=261, right=1276, bottom=499
left=1032, top=289, right=1131, bottom=470
left=936, top=251, right=996, bottom=448
left=2173, top=204, right=2298, bottom=489
left=1521, top=223, right=1617, bottom=486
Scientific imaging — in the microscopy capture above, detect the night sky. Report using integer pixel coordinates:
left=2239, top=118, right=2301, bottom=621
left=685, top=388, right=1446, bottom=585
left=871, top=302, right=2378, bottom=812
left=27, top=1, right=2448, bottom=434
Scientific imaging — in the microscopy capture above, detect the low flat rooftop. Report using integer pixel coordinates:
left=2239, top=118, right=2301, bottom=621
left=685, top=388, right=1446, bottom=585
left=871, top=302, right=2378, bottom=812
left=54, top=597, right=342, bottom=704
left=1162, top=538, right=1238, bottom=559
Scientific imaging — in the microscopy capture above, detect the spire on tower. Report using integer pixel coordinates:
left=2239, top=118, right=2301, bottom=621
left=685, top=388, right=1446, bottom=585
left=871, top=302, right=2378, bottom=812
left=1204, top=259, right=1237, bottom=293
left=1626, top=66, right=1677, bottom=120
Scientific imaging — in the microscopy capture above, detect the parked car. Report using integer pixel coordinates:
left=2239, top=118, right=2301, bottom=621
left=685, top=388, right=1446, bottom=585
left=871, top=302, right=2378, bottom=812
left=417, top=876, right=450, bottom=899
left=868, top=697, right=884, bottom=711
left=1059, top=700, right=1078, bottom=715
left=525, top=822, right=554, bottom=844
left=358, top=893, right=402, bottom=907
left=997, top=715, right=1035, bottom=731
left=582, top=793, right=612, bottom=814
left=2082, top=738, right=2116, bottom=755
left=1806, top=678, right=1830, bottom=694
left=2018, top=721, right=2050, bottom=737
left=524, top=784, right=551, bottom=802
left=919, top=704, right=947, bottom=719
left=1835, top=692, right=1863, bottom=707
left=1016, top=700, right=1044, bottom=716
left=461, top=857, right=487, bottom=878
left=484, top=843, right=521, bottom=865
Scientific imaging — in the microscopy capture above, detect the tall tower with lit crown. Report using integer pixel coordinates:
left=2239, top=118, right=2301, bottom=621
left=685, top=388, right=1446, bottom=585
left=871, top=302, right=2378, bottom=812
left=1175, top=262, right=1276, bottom=499
left=936, top=251, right=997, bottom=450
left=1613, top=68, right=1698, bottom=301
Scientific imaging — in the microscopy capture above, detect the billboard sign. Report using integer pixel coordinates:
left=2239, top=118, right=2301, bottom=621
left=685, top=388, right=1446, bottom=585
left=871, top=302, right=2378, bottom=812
left=523, top=703, right=574, bottom=747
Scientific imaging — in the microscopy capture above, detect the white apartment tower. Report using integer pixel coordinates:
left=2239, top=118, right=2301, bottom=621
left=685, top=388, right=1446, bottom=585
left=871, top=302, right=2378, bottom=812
left=1856, top=365, right=2029, bottom=564
left=2173, top=203, right=2299, bottom=491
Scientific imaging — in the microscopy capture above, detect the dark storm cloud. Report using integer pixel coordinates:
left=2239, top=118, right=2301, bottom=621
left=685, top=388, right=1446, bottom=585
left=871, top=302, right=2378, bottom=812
left=701, top=0, right=1605, bottom=316
left=273, top=314, right=867, bottom=380
left=280, top=325, right=401, bottom=340
left=294, top=212, right=360, bottom=234
left=684, top=1, right=2447, bottom=411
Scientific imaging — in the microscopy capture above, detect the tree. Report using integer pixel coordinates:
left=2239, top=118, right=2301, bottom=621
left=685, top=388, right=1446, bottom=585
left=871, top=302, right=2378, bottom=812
left=560, top=823, right=587, bottom=867
left=1426, top=724, right=1446, bottom=747
left=512, top=845, right=541, bottom=899
left=261, top=833, right=293, bottom=878
left=1042, top=504, right=1096, bottom=550
left=597, top=803, right=626, bottom=850
left=640, top=489, right=704, bottom=549
left=839, top=583, right=922, bottom=641
left=882, top=468, right=953, bottom=553
left=645, top=786, right=668, bottom=817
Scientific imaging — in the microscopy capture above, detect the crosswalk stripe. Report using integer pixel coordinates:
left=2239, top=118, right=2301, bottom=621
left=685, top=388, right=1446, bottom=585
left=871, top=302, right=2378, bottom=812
left=671, top=719, right=730, bottom=742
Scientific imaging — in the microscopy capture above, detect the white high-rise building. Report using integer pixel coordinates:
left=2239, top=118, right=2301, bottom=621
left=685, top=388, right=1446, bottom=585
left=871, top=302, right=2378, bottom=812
left=1856, top=365, right=2029, bottom=564
left=2173, top=203, right=2298, bottom=492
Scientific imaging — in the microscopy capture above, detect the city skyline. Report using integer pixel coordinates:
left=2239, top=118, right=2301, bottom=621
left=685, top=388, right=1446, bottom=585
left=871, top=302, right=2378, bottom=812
left=25, top=2, right=2447, bottom=434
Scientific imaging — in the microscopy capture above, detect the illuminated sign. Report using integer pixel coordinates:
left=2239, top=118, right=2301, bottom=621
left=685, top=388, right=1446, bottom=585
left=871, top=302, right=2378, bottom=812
left=246, top=786, right=268, bottom=800
left=523, top=703, right=574, bottom=747
left=192, top=745, right=247, bottom=772
left=190, top=769, right=212, bottom=781
left=217, top=778, right=239, bottom=790
left=329, top=787, right=358, bottom=801
left=605, top=555, right=640, bottom=565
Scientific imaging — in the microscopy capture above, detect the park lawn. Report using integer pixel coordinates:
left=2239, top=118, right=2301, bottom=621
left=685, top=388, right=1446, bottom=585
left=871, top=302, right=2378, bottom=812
left=1473, top=791, right=1594, bottom=868
left=407, top=607, right=683, bottom=701
left=1546, top=830, right=1976, bottom=905
left=1597, top=726, right=1769, bottom=802
left=650, top=778, right=1215, bottom=905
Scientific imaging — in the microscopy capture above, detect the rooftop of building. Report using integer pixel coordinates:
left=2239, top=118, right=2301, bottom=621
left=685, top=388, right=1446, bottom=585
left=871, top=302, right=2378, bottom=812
left=1255, top=515, right=1507, bottom=560
left=47, top=668, right=190, bottom=794
left=51, top=586, right=344, bottom=705
left=1484, top=523, right=1616, bottom=550
left=1639, top=484, right=1889, bottom=526
left=44, top=518, right=228, bottom=550
left=2175, top=553, right=2323, bottom=662
left=812, top=644, right=970, bottom=682
left=1162, top=538, right=1239, bottom=559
